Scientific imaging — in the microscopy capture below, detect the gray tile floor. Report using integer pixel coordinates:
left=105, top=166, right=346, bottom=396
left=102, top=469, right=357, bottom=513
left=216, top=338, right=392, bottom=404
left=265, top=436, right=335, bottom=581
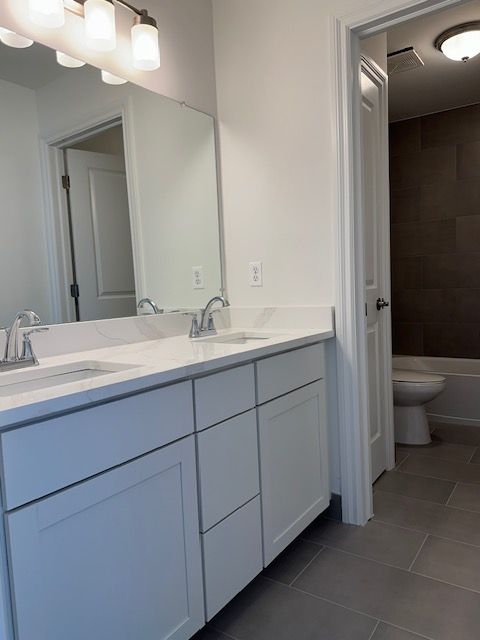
left=194, top=422, right=480, bottom=640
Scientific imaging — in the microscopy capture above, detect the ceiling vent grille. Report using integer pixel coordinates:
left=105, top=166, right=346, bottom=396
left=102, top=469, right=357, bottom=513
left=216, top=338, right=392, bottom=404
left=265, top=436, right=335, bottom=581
left=387, top=47, right=424, bottom=75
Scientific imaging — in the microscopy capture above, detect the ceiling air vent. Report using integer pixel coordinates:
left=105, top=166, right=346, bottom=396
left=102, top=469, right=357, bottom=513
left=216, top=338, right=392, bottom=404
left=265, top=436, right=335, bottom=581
left=387, top=47, right=424, bottom=75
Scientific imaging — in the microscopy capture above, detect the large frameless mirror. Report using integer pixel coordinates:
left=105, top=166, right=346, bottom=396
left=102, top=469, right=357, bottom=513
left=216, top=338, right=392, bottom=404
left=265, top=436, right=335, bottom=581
left=0, top=37, right=223, bottom=327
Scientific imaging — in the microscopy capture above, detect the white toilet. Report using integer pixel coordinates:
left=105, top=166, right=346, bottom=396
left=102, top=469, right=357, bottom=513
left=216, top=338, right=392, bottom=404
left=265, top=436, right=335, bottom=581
left=392, top=369, right=446, bottom=445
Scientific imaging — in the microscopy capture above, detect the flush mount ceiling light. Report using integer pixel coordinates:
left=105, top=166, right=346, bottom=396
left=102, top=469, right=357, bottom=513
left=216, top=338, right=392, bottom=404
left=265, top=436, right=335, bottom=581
left=24, top=0, right=161, bottom=70
left=435, top=21, right=480, bottom=62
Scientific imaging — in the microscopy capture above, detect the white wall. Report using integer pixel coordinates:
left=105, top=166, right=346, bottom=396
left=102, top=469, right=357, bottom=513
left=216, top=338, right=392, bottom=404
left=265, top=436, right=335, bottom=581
left=0, top=78, right=52, bottom=327
left=0, top=0, right=217, bottom=115
left=212, top=0, right=338, bottom=307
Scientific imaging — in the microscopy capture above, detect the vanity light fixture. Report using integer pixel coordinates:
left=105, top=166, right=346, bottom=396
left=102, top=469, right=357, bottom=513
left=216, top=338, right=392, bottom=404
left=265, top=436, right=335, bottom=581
left=101, top=69, right=127, bottom=84
left=0, top=28, right=33, bottom=48
left=84, top=0, right=116, bottom=52
left=435, top=21, right=480, bottom=62
left=27, top=0, right=161, bottom=71
left=29, top=0, right=65, bottom=29
left=56, top=51, right=86, bottom=67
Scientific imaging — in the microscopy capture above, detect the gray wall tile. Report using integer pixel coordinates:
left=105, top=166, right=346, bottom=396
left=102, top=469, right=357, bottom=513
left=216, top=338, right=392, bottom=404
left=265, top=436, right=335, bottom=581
left=390, top=104, right=480, bottom=358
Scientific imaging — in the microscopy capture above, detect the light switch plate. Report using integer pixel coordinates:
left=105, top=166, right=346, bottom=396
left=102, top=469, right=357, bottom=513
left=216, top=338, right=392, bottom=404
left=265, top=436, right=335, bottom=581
left=192, top=266, right=205, bottom=289
left=249, top=261, right=263, bottom=287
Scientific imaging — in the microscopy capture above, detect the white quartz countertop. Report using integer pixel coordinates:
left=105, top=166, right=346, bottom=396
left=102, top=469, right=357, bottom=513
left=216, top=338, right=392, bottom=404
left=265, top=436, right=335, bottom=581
left=0, top=326, right=334, bottom=429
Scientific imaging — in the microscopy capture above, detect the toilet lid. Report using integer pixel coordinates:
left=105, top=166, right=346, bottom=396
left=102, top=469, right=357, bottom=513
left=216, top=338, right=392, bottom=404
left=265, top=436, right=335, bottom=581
left=392, top=369, right=445, bottom=384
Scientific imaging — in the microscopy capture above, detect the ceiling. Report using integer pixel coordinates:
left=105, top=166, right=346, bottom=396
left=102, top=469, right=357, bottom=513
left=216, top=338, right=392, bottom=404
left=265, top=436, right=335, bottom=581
left=0, top=41, right=70, bottom=90
left=387, top=0, right=480, bottom=121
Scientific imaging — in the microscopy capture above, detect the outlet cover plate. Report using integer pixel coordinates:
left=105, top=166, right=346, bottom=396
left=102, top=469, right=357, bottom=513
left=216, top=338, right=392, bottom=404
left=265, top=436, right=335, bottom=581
left=249, top=261, right=263, bottom=287
left=192, top=266, right=204, bottom=289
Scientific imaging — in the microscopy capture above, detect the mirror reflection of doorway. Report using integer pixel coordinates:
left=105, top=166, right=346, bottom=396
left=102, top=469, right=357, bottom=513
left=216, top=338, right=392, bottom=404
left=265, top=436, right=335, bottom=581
left=61, top=124, right=137, bottom=322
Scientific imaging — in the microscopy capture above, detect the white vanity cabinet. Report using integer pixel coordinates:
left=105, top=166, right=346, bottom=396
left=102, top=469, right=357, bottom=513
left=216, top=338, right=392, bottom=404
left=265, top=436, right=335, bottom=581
left=194, top=367, right=263, bottom=620
left=2, top=384, right=204, bottom=640
left=256, top=344, right=330, bottom=565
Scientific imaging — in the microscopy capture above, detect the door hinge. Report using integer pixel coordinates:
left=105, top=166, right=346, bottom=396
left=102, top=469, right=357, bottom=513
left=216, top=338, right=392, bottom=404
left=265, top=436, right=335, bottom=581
left=62, top=174, right=71, bottom=191
left=70, top=283, right=80, bottom=299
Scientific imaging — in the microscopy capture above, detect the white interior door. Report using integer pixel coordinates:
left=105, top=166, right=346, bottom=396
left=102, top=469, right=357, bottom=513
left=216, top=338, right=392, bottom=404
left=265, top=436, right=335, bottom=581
left=360, top=56, right=394, bottom=483
left=65, top=149, right=137, bottom=321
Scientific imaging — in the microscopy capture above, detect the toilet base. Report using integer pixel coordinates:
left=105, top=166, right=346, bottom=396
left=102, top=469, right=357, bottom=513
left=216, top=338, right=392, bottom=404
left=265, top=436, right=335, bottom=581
left=394, top=405, right=432, bottom=445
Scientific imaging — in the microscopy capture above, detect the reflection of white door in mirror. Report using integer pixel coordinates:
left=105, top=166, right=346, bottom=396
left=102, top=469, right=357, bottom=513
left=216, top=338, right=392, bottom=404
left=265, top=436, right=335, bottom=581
left=65, top=148, right=137, bottom=322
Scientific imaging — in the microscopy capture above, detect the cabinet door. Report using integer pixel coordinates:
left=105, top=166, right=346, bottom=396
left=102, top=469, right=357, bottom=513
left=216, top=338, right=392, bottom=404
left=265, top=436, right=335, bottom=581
left=6, top=437, right=204, bottom=640
left=258, top=381, right=330, bottom=565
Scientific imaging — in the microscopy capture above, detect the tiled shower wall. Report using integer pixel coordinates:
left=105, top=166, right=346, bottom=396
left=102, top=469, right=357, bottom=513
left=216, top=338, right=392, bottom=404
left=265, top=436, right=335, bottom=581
left=390, top=104, right=480, bottom=359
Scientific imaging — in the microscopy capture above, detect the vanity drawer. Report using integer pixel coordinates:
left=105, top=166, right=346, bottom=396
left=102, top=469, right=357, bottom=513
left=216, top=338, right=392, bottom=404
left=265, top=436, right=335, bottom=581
left=256, top=343, right=325, bottom=404
left=194, top=364, right=255, bottom=430
left=197, top=410, right=259, bottom=532
left=202, top=496, right=262, bottom=621
left=0, top=381, right=194, bottom=510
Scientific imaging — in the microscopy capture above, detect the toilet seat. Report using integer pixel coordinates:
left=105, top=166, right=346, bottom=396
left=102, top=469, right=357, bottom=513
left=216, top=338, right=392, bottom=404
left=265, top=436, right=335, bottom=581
left=392, top=369, right=445, bottom=384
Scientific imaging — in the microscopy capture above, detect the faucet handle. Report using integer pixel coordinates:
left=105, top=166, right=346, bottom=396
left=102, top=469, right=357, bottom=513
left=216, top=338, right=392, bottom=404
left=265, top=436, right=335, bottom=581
left=23, top=327, right=49, bottom=338
left=20, top=327, right=49, bottom=363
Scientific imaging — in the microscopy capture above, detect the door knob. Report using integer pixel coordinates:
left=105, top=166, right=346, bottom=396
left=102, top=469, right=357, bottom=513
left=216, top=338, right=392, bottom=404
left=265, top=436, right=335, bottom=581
left=376, top=298, right=390, bottom=311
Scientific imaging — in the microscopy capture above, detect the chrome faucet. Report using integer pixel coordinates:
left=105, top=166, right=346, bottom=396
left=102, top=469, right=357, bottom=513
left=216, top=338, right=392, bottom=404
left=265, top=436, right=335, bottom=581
left=187, top=296, right=230, bottom=339
left=137, top=298, right=164, bottom=315
left=1, top=310, right=49, bottom=371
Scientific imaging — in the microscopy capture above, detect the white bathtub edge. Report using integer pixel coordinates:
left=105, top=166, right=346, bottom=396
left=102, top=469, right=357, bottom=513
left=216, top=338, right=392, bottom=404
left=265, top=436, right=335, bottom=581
left=427, top=413, right=480, bottom=429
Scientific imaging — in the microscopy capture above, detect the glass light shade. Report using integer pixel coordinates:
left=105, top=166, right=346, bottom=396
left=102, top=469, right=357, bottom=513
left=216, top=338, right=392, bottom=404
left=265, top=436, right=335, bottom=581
left=29, top=0, right=65, bottom=28
left=0, top=28, right=34, bottom=48
left=84, top=0, right=116, bottom=52
left=131, top=23, right=160, bottom=71
left=56, top=51, right=86, bottom=68
left=440, top=30, right=480, bottom=61
left=101, top=70, right=127, bottom=85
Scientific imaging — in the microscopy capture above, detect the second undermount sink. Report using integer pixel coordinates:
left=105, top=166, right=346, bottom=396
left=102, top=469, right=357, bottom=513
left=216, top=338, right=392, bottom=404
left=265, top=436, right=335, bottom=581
left=198, top=332, right=282, bottom=345
left=0, top=361, right=138, bottom=397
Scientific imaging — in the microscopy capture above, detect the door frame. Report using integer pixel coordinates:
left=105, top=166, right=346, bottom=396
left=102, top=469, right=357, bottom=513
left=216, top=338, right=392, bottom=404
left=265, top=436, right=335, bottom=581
left=333, top=0, right=465, bottom=525
left=39, top=98, right=146, bottom=324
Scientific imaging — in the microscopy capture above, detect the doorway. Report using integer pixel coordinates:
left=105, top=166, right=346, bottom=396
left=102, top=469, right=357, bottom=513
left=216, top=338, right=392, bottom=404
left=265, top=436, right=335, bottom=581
left=333, top=0, right=468, bottom=525
left=44, top=119, right=138, bottom=324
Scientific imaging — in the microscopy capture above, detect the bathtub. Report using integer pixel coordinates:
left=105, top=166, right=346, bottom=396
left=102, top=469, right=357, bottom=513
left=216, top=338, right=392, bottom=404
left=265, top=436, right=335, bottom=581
left=392, top=356, right=480, bottom=427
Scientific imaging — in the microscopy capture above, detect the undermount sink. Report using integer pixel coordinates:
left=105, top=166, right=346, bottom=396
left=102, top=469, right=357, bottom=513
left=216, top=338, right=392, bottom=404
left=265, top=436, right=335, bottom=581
left=0, top=361, right=137, bottom=397
left=199, top=332, right=281, bottom=345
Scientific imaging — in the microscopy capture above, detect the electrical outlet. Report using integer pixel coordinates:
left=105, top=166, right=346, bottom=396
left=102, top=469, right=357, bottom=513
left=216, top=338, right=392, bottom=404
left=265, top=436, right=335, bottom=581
left=249, top=261, right=263, bottom=287
left=192, top=266, right=204, bottom=289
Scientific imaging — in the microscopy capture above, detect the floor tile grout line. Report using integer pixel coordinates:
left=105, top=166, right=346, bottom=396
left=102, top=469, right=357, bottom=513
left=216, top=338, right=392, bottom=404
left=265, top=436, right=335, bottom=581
left=262, top=575, right=380, bottom=625
left=287, top=545, right=325, bottom=586
left=206, top=625, right=239, bottom=640
left=285, top=582, right=437, bottom=640
left=468, top=446, right=479, bottom=464
left=374, top=487, right=454, bottom=508
left=381, top=620, right=435, bottom=640
left=394, top=452, right=410, bottom=469
left=367, top=620, right=380, bottom=640
left=373, top=515, right=480, bottom=551
left=288, top=554, right=480, bottom=633
left=408, top=533, right=429, bottom=572
left=375, top=488, right=480, bottom=517
left=373, top=490, right=480, bottom=516
left=410, top=566, right=480, bottom=597
left=316, top=542, right=422, bottom=573
left=397, top=446, right=478, bottom=465
left=445, top=481, right=458, bottom=507
left=396, top=466, right=479, bottom=486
